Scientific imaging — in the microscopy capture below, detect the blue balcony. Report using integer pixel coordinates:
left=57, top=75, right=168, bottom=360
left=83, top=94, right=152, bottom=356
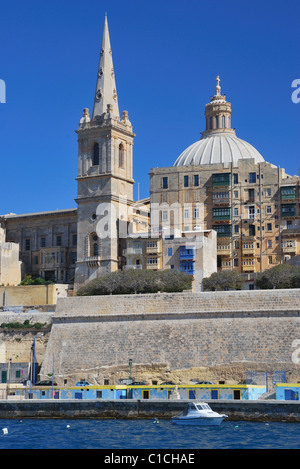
left=180, top=262, right=195, bottom=275
left=180, top=246, right=195, bottom=260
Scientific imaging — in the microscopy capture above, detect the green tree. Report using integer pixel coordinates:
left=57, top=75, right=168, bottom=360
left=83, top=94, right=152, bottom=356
left=202, top=270, right=245, bottom=291
left=255, top=264, right=300, bottom=289
left=77, top=269, right=193, bottom=296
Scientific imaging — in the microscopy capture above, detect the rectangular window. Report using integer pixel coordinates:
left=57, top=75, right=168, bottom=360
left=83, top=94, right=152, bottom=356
left=194, top=208, right=200, bottom=219
left=184, top=209, right=189, bottom=219
left=234, top=208, right=239, bottom=216
left=213, top=207, right=231, bottom=220
left=71, top=252, right=77, bottom=264
left=213, top=225, right=232, bottom=237
left=233, top=174, right=238, bottom=184
left=212, top=173, right=231, bottom=187
left=266, top=206, right=272, bottom=214
left=249, top=172, right=256, bottom=183
left=25, top=239, right=31, bottom=251
left=194, top=175, right=199, bottom=187
left=147, top=257, right=158, bottom=265
left=249, top=225, right=255, bottom=236
left=168, top=248, right=172, bottom=256
left=267, top=223, right=272, bottom=231
left=56, top=235, right=62, bottom=246
left=40, top=237, right=46, bottom=248
left=162, top=177, right=168, bottom=189
left=184, top=175, right=189, bottom=187
left=268, top=256, right=273, bottom=264
left=162, top=211, right=168, bottom=221
left=234, top=225, right=239, bottom=233
left=72, top=234, right=77, bottom=246
left=268, top=240, right=272, bottom=248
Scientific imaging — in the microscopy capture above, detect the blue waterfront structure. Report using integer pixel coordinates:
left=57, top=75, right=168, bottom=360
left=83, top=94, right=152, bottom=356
left=275, top=383, right=300, bottom=400
left=7, top=383, right=266, bottom=401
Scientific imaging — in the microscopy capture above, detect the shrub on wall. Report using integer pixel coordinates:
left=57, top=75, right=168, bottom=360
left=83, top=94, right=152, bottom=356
left=202, top=270, right=245, bottom=291
left=20, top=274, right=53, bottom=285
left=255, top=264, right=300, bottom=289
left=77, top=269, right=193, bottom=296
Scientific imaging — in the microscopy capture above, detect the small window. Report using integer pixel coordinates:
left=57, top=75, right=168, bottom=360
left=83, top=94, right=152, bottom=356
left=119, top=143, right=125, bottom=168
left=40, top=237, right=46, bottom=248
left=162, top=211, right=168, bottom=221
left=162, top=177, right=168, bottom=189
left=184, top=175, right=189, bottom=187
left=93, top=142, right=100, bottom=166
left=56, top=235, right=62, bottom=247
left=168, top=248, right=172, bottom=256
left=233, top=174, right=238, bottom=184
left=267, top=223, right=272, bottom=231
left=249, top=172, right=256, bottom=183
left=25, top=239, right=31, bottom=251
left=266, top=206, right=272, bottom=214
left=72, top=234, right=77, bottom=246
left=194, top=175, right=199, bottom=187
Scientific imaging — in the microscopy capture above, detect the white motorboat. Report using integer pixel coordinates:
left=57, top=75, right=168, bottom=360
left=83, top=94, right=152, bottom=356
left=172, top=402, right=228, bottom=426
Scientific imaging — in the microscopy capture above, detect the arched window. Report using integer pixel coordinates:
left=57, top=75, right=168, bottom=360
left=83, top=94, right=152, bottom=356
left=89, top=233, right=99, bottom=257
left=215, top=116, right=219, bottom=129
left=93, top=143, right=99, bottom=166
left=93, top=242, right=98, bottom=257
left=222, top=115, right=226, bottom=128
left=209, top=117, right=213, bottom=129
left=119, top=143, right=125, bottom=168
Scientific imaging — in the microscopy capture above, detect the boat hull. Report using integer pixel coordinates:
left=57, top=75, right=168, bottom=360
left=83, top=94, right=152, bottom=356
left=172, top=416, right=226, bottom=426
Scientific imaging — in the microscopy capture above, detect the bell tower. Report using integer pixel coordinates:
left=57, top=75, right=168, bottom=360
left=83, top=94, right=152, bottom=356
left=75, top=15, right=135, bottom=288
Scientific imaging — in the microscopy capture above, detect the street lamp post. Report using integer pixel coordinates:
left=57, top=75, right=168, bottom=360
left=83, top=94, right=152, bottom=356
left=129, top=359, right=133, bottom=384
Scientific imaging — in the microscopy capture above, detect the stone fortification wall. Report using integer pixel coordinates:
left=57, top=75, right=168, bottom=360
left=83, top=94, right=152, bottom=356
left=40, top=289, right=300, bottom=381
left=55, top=289, right=300, bottom=316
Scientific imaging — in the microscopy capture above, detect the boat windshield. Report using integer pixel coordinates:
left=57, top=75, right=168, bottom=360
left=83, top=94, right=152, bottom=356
left=195, top=404, right=211, bottom=411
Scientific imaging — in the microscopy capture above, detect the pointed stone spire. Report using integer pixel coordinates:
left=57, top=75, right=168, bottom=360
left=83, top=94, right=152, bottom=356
left=92, top=14, right=120, bottom=120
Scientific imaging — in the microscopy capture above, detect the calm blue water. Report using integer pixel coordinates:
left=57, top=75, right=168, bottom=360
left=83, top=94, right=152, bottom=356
left=0, top=419, right=299, bottom=449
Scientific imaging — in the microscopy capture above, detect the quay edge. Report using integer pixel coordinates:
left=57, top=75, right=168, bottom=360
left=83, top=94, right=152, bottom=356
left=0, top=399, right=300, bottom=422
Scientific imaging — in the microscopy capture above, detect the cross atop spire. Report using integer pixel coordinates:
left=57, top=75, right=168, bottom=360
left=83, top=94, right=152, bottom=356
left=92, top=15, right=120, bottom=120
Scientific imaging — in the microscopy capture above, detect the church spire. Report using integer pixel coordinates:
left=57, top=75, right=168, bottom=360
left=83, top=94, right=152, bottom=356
left=92, top=14, right=120, bottom=120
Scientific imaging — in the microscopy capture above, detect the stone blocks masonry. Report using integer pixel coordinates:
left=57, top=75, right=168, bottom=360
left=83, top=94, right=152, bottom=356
left=40, top=289, right=300, bottom=380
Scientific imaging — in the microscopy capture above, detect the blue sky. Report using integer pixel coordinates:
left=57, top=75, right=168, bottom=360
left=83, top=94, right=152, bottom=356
left=0, top=0, right=299, bottom=214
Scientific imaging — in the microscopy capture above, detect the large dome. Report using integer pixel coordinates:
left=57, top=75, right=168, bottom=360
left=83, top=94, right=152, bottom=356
left=173, top=132, right=265, bottom=167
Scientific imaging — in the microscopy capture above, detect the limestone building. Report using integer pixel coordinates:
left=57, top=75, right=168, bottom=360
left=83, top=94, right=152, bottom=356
left=150, top=77, right=300, bottom=274
left=0, top=227, right=22, bottom=286
left=0, top=17, right=299, bottom=288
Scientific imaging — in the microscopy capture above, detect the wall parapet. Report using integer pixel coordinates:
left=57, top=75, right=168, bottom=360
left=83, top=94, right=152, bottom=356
left=55, top=289, right=300, bottom=317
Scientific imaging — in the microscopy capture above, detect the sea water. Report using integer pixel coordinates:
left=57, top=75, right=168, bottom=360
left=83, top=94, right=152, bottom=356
left=0, top=419, right=299, bottom=450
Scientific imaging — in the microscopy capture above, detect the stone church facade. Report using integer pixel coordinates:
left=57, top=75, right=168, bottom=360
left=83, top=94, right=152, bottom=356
left=0, top=16, right=299, bottom=288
